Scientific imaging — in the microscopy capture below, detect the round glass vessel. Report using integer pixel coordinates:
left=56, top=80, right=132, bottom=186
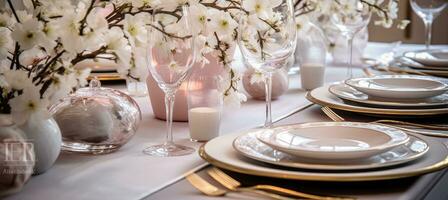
left=50, top=79, right=141, bottom=154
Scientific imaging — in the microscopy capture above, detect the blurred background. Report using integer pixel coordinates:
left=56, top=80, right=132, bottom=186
left=369, top=0, right=448, bottom=44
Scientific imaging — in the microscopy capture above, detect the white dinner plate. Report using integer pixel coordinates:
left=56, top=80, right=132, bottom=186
left=345, top=75, right=448, bottom=99
left=329, top=83, right=448, bottom=108
left=233, top=130, right=428, bottom=170
left=404, top=49, right=448, bottom=67
left=200, top=128, right=448, bottom=181
left=256, top=122, right=409, bottom=160
left=398, top=56, right=448, bottom=71
left=306, top=85, right=448, bottom=116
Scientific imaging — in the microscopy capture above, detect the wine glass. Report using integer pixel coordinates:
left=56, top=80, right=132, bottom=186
left=410, top=0, right=447, bottom=50
left=331, top=1, right=371, bottom=79
left=144, top=5, right=196, bottom=157
left=238, top=0, right=297, bottom=128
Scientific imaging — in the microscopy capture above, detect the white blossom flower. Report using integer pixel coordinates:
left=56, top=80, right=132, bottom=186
left=19, top=47, right=47, bottom=66
left=0, top=27, right=13, bottom=60
left=250, top=70, right=265, bottom=84
left=1, top=69, right=34, bottom=91
left=132, top=0, right=161, bottom=8
left=104, top=27, right=132, bottom=68
left=123, top=13, right=148, bottom=47
left=224, top=89, right=247, bottom=108
left=0, top=12, right=14, bottom=28
left=56, top=13, right=84, bottom=53
left=44, top=73, right=77, bottom=104
left=397, top=20, right=410, bottom=30
left=11, top=18, right=46, bottom=50
left=387, top=0, right=398, bottom=19
left=209, top=10, right=238, bottom=38
left=189, top=3, right=209, bottom=34
left=243, top=0, right=282, bottom=18
left=9, top=86, right=50, bottom=125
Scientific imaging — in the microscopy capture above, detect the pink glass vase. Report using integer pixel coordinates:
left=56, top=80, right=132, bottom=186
left=147, top=51, right=232, bottom=122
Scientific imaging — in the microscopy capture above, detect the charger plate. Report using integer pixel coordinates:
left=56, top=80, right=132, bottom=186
left=233, top=129, right=427, bottom=170
left=199, top=127, right=448, bottom=182
left=306, top=85, right=448, bottom=116
left=329, top=83, right=448, bottom=108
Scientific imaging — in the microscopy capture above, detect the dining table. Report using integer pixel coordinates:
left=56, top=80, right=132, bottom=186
left=5, top=42, right=448, bottom=200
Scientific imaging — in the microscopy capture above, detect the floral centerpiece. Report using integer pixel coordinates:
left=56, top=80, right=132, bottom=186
left=0, top=0, right=408, bottom=123
left=294, top=0, right=409, bottom=59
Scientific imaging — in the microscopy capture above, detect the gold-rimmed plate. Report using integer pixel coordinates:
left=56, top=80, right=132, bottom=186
left=329, top=83, right=448, bottom=108
left=88, top=72, right=124, bottom=81
left=256, top=122, right=409, bottom=160
left=233, top=128, right=428, bottom=171
left=306, top=85, right=448, bottom=116
left=200, top=127, right=448, bottom=182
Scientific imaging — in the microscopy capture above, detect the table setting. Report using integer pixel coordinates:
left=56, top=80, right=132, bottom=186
left=0, top=0, right=448, bottom=200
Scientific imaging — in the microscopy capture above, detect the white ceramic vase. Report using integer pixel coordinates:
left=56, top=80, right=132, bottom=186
left=20, top=114, right=61, bottom=175
left=0, top=114, right=34, bottom=197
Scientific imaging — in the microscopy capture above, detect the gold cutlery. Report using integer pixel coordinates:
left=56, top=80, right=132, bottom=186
left=187, top=172, right=295, bottom=200
left=186, top=173, right=227, bottom=197
left=207, top=167, right=354, bottom=200
left=321, top=106, right=448, bottom=138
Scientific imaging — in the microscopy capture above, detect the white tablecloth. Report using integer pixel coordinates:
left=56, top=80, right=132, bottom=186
left=6, top=42, right=448, bottom=200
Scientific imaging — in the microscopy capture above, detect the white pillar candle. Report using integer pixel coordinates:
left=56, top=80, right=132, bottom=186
left=188, top=107, right=221, bottom=142
left=300, top=63, right=325, bottom=90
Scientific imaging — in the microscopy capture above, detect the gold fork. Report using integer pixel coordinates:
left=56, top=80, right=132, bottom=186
left=321, top=106, right=448, bottom=137
left=207, top=168, right=354, bottom=200
left=186, top=173, right=227, bottom=197
left=187, top=173, right=292, bottom=199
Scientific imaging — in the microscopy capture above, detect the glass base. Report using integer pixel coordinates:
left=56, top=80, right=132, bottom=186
left=143, top=143, right=195, bottom=157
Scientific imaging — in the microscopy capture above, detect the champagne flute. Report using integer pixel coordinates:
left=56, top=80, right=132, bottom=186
left=410, top=0, right=447, bottom=50
left=144, top=5, right=196, bottom=157
left=238, top=0, right=297, bottom=128
left=331, top=1, right=371, bottom=79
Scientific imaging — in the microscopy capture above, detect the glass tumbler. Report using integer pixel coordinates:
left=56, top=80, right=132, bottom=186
left=187, top=74, right=223, bottom=142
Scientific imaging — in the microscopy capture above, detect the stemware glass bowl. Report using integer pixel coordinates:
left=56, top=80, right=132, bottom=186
left=238, top=0, right=297, bottom=128
left=410, top=0, right=447, bottom=50
left=144, top=5, right=196, bottom=157
left=331, top=1, right=371, bottom=79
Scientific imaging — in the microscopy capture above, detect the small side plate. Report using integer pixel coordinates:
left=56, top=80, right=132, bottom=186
left=404, top=49, right=448, bottom=67
left=345, top=75, right=448, bottom=99
left=256, top=122, right=409, bottom=160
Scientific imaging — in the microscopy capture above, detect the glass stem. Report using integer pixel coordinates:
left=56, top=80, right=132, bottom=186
left=164, top=90, right=176, bottom=146
left=347, top=36, right=354, bottom=79
left=264, top=72, right=273, bottom=128
left=424, top=19, right=433, bottom=50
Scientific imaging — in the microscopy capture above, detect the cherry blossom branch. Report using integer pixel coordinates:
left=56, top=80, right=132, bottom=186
left=71, top=46, right=108, bottom=66
left=149, top=24, right=192, bottom=40
left=201, top=2, right=249, bottom=14
left=6, top=0, right=20, bottom=23
left=360, top=0, right=389, bottom=21
left=79, top=0, right=96, bottom=35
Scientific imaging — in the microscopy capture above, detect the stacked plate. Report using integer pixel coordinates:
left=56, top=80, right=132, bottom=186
left=236, top=122, right=423, bottom=170
left=398, top=49, right=448, bottom=77
left=75, top=56, right=123, bottom=81
left=200, top=122, right=448, bottom=181
left=307, top=75, right=448, bottom=116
